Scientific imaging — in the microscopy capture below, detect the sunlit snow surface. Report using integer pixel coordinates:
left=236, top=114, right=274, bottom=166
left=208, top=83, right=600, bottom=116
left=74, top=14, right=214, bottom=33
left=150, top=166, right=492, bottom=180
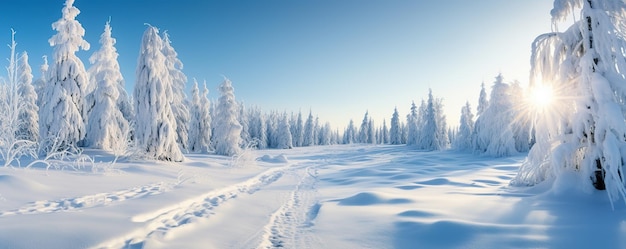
left=0, top=145, right=624, bottom=249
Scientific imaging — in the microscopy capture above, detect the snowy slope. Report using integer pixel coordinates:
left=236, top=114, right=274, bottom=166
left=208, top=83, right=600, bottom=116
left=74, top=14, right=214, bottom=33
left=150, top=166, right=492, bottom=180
left=0, top=145, right=624, bottom=249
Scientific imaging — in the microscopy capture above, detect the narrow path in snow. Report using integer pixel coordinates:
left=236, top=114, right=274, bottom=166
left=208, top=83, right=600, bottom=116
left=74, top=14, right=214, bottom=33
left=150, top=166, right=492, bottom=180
left=0, top=181, right=177, bottom=217
left=92, top=165, right=288, bottom=249
left=256, top=165, right=321, bottom=249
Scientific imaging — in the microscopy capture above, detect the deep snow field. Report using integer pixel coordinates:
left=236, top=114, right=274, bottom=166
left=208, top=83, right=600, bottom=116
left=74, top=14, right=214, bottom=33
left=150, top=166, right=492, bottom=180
left=0, top=144, right=625, bottom=249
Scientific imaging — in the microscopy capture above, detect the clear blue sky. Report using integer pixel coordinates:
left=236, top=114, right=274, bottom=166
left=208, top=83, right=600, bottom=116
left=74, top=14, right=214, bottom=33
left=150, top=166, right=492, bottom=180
left=0, top=0, right=557, bottom=129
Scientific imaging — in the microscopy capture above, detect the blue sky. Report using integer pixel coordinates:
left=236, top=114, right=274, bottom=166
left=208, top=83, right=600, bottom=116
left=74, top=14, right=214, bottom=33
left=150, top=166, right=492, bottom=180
left=0, top=0, right=557, bottom=128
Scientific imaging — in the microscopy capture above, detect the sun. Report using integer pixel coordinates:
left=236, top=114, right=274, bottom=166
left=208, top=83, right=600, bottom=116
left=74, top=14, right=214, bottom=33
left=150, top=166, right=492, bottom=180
left=529, top=84, right=554, bottom=110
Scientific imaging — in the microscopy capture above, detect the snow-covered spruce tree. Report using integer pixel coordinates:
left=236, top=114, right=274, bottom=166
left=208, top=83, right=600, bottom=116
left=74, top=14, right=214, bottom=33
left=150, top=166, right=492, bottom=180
left=276, top=113, right=293, bottom=149
left=477, top=82, right=489, bottom=116
left=381, top=119, right=389, bottom=144
left=389, top=107, right=402, bottom=144
left=134, top=26, right=183, bottom=162
left=265, top=112, right=277, bottom=148
left=513, top=0, right=626, bottom=202
left=293, top=111, right=304, bottom=147
left=419, top=89, right=444, bottom=151
left=17, top=52, right=38, bottom=142
left=453, top=101, right=474, bottom=151
left=40, top=0, right=90, bottom=152
left=435, top=97, right=449, bottom=149
left=474, top=74, right=516, bottom=156
left=248, top=107, right=267, bottom=149
left=406, top=101, right=419, bottom=146
left=319, top=122, right=333, bottom=145
left=239, top=104, right=252, bottom=146
left=302, top=111, right=315, bottom=146
left=162, top=31, right=190, bottom=152
left=187, top=79, right=212, bottom=152
left=85, top=21, right=130, bottom=151
left=343, top=119, right=357, bottom=144
left=509, top=81, right=532, bottom=152
left=33, top=55, right=48, bottom=109
left=358, top=111, right=370, bottom=143
left=367, top=118, right=376, bottom=144
left=313, top=116, right=320, bottom=145
left=213, top=78, right=242, bottom=156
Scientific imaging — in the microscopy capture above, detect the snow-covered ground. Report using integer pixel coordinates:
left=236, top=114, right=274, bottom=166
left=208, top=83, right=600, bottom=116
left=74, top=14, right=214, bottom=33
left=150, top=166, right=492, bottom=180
left=0, top=144, right=624, bottom=249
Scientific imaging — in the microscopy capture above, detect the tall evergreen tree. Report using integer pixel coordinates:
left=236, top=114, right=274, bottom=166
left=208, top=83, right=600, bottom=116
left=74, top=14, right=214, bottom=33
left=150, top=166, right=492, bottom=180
left=389, top=107, right=402, bottom=145
left=133, top=26, right=183, bottom=161
left=187, top=79, right=212, bottom=152
left=293, top=111, right=304, bottom=147
left=85, top=21, right=129, bottom=151
left=419, top=89, right=442, bottom=150
left=381, top=119, right=389, bottom=144
left=515, top=0, right=626, bottom=201
left=213, top=78, right=242, bottom=156
left=477, top=82, right=489, bottom=116
left=406, top=101, right=419, bottom=145
left=343, top=119, right=357, bottom=144
left=40, top=0, right=90, bottom=152
left=33, top=55, right=48, bottom=109
left=276, top=113, right=293, bottom=149
left=302, top=111, right=315, bottom=146
left=474, top=74, right=516, bottom=156
left=162, top=31, right=190, bottom=151
left=453, top=101, right=474, bottom=151
left=17, top=52, right=38, bottom=142
left=358, top=111, right=370, bottom=143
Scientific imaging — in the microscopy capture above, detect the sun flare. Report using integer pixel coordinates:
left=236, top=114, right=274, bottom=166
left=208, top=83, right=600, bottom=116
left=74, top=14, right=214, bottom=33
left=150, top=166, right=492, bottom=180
left=530, top=84, right=554, bottom=109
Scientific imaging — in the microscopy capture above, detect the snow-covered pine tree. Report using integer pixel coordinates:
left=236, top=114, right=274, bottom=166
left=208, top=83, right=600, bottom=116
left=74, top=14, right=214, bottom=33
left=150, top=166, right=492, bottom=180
left=187, top=80, right=201, bottom=152
left=474, top=74, right=516, bottom=156
left=419, top=89, right=442, bottom=151
left=319, top=122, right=332, bottom=145
left=17, top=52, right=38, bottom=142
left=213, top=77, right=242, bottom=156
left=514, top=0, right=626, bottom=202
left=302, top=111, right=315, bottom=146
left=406, top=101, right=419, bottom=146
left=85, top=21, right=130, bottom=151
left=389, top=107, right=402, bottom=145
left=477, top=82, right=489, bottom=116
left=313, top=116, right=320, bottom=146
left=453, top=101, right=474, bottom=151
left=187, top=79, right=204, bottom=152
left=381, top=119, right=389, bottom=144
left=134, top=26, right=183, bottom=162
left=434, top=97, right=449, bottom=149
left=40, top=0, right=90, bottom=152
left=343, top=119, right=357, bottom=144
left=238, top=104, right=251, bottom=146
left=199, top=81, right=212, bottom=150
left=265, top=112, right=277, bottom=148
left=367, top=118, right=376, bottom=144
left=509, top=81, right=531, bottom=152
left=358, top=111, right=370, bottom=143
left=248, top=107, right=267, bottom=149
left=276, top=113, right=293, bottom=149
left=293, top=111, right=304, bottom=147
left=33, top=55, right=48, bottom=109
left=86, top=21, right=133, bottom=126
left=162, top=31, right=190, bottom=152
